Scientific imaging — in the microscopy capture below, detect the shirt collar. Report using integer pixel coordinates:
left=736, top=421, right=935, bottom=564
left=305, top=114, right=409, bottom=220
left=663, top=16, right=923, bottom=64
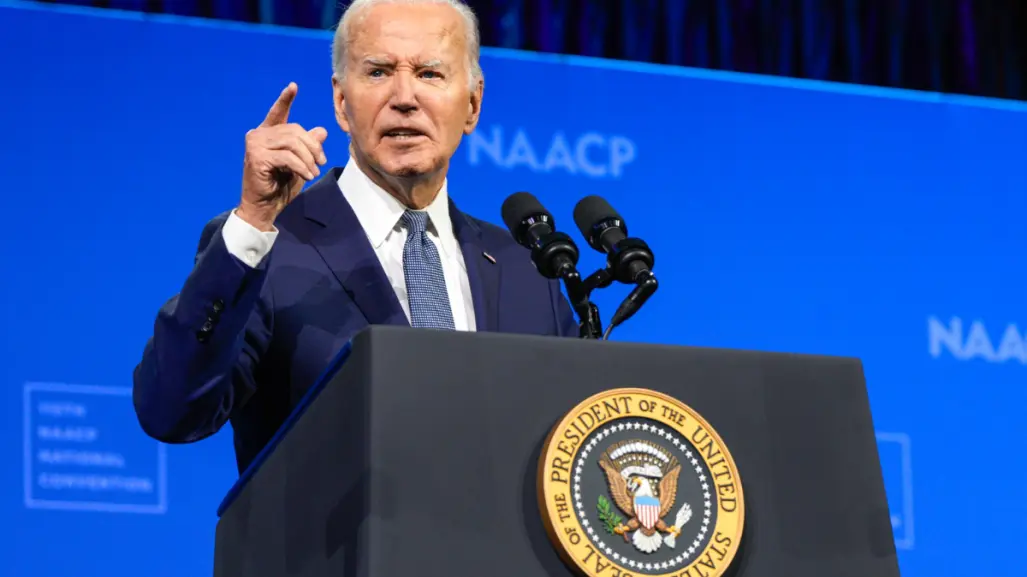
left=337, top=156, right=457, bottom=258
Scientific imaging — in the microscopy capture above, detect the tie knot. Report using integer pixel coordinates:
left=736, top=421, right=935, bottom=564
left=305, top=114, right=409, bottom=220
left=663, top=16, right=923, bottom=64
left=401, top=210, right=430, bottom=234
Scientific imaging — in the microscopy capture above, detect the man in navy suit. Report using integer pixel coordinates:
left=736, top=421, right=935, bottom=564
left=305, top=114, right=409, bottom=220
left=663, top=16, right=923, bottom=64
left=132, top=0, right=577, bottom=473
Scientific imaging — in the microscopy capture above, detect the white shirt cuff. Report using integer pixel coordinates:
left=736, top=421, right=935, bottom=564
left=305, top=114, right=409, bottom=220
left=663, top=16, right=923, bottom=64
left=222, top=210, right=278, bottom=268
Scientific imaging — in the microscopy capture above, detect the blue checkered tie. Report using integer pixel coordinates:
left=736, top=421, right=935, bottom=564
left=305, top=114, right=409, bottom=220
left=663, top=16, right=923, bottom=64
left=401, top=210, right=456, bottom=330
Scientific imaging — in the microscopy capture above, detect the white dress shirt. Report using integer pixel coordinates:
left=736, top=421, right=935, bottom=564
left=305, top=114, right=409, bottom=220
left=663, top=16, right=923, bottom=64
left=220, top=157, right=477, bottom=331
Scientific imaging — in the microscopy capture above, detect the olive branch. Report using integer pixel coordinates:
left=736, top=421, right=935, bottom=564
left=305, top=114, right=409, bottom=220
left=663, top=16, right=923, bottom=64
left=596, top=495, right=623, bottom=534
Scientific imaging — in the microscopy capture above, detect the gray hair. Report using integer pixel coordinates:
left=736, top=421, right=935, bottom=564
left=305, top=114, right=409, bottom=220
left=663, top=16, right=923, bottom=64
left=331, top=0, right=483, bottom=90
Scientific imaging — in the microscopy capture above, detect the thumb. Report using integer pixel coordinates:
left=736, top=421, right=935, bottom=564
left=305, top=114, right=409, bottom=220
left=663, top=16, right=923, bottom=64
left=262, top=82, right=298, bottom=126
left=309, top=126, right=329, bottom=143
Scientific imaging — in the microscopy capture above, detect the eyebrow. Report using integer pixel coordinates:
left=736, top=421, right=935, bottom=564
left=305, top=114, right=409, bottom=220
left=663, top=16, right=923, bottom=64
left=361, top=57, right=446, bottom=69
left=361, top=57, right=393, bottom=68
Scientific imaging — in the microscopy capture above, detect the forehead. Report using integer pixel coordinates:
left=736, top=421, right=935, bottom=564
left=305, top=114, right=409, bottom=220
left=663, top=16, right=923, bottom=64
left=348, top=3, right=467, bottom=61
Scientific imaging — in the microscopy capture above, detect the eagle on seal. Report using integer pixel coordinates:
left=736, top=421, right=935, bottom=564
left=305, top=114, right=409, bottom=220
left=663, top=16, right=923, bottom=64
left=598, top=439, right=693, bottom=553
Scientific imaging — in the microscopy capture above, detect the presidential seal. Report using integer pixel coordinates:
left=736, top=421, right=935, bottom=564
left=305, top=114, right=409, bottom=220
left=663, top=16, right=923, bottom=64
left=538, top=388, right=744, bottom=577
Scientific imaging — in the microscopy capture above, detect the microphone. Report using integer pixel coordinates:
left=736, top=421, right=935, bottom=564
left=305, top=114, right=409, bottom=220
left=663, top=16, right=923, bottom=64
left=502, top=192, right=580, bottom=280
left=502, top=192, right=603, bottom=339
left=572, top=195, right=658, bottom=339
left=573, top=195, right=654, bottom=285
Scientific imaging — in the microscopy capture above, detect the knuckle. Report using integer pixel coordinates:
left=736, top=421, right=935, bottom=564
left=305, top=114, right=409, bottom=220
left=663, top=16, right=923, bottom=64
left=246, top=128, right=270, bottom=146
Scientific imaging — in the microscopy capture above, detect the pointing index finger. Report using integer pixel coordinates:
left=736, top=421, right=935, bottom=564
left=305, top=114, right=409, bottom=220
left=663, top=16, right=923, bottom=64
left=262, top=82, right=297, bottom=126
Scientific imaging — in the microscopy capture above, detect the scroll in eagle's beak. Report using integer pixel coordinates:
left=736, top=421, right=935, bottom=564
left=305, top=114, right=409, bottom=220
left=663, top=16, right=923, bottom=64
left=628, top=477, right=640, bottom=491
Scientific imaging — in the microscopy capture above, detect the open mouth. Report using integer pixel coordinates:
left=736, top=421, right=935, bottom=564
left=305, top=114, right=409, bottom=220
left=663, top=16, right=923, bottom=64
left=383, top=129, right=428, bottom=140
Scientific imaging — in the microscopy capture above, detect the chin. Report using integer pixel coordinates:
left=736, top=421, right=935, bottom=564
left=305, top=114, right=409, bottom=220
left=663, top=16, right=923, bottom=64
left=378, top=153, right=440, bottom=179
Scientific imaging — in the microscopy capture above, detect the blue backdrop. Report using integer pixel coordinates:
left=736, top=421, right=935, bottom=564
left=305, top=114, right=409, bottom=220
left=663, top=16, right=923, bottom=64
left=2, top=2, right=1026, bottom=576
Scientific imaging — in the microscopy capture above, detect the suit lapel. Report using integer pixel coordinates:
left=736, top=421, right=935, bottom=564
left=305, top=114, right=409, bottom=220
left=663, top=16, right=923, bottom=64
left=450, top=200, right=501, bottom=332
left=301, top=169, right=409, bottom=328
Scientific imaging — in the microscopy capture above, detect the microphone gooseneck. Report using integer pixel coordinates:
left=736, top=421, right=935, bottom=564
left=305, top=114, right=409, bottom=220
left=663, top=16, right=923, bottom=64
left=603, top=269, right=659, bottom=340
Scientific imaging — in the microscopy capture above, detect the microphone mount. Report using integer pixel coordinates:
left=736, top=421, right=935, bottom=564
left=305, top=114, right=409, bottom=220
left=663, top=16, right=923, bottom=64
left=574, top=253, right=659, bottom=341
left=603, top=269, right=659, bottom=340
left=582, top=217, right=656, bottom=285
left=559, top=270, right=603, bottom=340
left=519, top=228, right=578, bottom=280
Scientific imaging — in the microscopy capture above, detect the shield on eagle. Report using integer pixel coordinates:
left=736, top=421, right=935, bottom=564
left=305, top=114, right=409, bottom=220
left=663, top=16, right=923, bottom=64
left=634, top=494, right=661, bottom=530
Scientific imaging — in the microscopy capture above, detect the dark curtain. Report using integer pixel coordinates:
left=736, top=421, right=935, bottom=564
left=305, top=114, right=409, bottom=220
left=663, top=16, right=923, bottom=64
left=42, top=0, right=1027, bottom=101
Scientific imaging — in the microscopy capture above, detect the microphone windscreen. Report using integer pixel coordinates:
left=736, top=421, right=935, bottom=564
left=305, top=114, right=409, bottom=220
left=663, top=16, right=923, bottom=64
left=501, top=191, right=550, bottom=234
left=573, top=195, right=621, bottom=237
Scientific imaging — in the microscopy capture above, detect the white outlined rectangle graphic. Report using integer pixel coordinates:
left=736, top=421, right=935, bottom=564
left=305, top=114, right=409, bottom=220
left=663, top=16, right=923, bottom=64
left=876, top=432, right=914, bottom=550
left=23, top=382, right=167, bottom=514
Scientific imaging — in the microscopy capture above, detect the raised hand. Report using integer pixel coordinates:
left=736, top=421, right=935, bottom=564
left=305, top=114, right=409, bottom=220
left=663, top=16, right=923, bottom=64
left=237, top=83, right=328, bottom=231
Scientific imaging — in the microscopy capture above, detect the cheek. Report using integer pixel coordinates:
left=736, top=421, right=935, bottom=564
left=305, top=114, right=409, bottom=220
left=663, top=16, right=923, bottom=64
left=347, top=97, right=383, bottom=133
left=437, top=107, right=471, bottom=139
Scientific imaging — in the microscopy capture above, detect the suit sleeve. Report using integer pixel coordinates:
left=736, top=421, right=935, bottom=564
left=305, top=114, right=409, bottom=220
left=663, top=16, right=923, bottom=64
left=132, top=212, right=272, bottom=443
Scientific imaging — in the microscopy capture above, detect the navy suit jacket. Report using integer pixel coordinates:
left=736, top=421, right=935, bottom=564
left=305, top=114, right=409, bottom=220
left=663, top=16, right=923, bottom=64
left=132, top=167, right=577, bottom=473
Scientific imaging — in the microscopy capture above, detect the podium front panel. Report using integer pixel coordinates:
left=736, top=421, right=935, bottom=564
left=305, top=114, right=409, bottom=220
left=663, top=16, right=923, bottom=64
left=215, top=327, right=898, bottom=577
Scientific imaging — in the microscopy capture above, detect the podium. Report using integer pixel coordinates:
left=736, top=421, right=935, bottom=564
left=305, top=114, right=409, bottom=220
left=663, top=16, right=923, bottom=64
left=213, top=326, right=899, bottom=577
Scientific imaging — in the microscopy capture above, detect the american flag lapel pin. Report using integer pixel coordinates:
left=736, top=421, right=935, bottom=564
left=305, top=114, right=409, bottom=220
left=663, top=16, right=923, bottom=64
left=482, top=251, right=496, bottom=264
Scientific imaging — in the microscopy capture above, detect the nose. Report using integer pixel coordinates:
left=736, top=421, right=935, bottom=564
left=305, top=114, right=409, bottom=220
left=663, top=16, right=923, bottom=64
left=389, top=71, right=418, bottom=114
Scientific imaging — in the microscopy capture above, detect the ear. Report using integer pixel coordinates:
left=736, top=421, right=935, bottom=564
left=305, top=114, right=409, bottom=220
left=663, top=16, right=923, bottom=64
left=332, top=75, right=352, bottom=134
left=463, top=76, right=484, bottom=135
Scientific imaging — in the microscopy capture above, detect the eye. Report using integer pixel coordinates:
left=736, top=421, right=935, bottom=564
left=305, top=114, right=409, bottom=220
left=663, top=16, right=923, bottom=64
left=368, top=68, right=385, bottom=78
left=420, top=70, right=442, bottom=79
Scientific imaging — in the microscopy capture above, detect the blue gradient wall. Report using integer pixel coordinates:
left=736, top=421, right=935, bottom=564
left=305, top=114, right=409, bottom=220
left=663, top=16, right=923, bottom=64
left=2, top=2, right=1025, bottom=576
